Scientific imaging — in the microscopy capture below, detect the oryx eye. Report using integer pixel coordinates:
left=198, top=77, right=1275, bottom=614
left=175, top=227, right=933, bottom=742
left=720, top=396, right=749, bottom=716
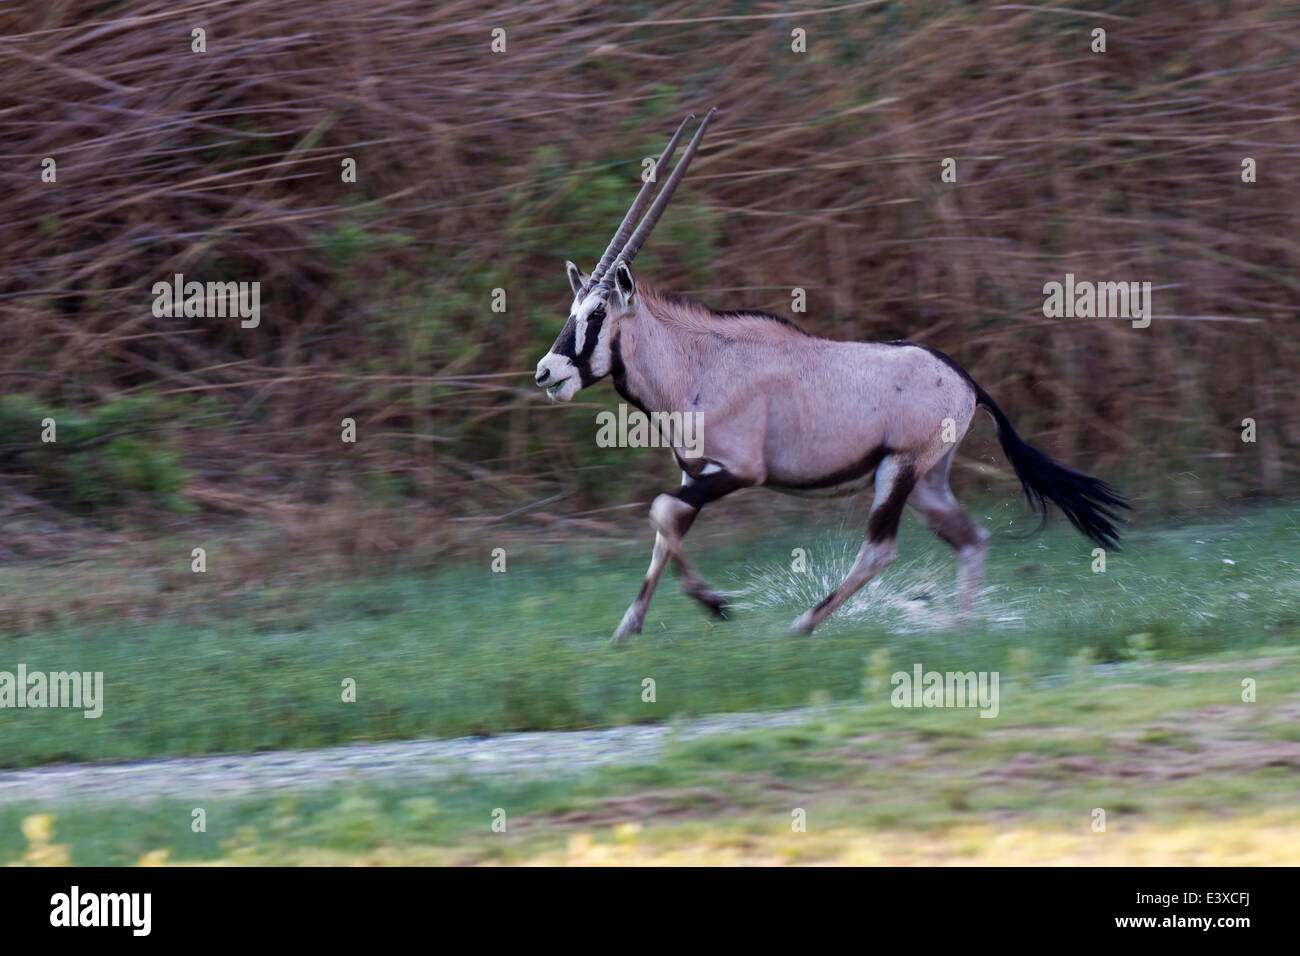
left=591, top=306, right=606, bottom=321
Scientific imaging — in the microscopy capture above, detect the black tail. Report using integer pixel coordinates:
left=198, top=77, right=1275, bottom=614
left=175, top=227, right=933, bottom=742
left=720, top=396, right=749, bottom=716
left=973, top=384, right=1129, bottom=549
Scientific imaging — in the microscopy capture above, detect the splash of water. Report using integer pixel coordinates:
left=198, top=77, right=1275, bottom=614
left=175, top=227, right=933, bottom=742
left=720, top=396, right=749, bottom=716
left=726, top=531, right=1028, bottom=633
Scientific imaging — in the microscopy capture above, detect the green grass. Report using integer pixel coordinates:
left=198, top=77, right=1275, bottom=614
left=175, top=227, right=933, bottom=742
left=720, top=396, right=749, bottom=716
left=5, top=643, right=1300, bottom=865
left=0, top=502, right=1296, bottom=768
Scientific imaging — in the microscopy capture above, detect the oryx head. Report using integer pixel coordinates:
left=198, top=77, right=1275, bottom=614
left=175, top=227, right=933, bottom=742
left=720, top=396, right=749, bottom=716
left=535, top=109, right=716, bottom=402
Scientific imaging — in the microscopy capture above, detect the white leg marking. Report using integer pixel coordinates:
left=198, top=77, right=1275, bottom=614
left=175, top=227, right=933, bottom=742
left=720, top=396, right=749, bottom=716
left=613, top=532, right=670, bottom=641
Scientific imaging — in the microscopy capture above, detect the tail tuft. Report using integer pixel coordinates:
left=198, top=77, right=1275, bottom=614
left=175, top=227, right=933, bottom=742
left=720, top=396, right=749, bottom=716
left=974, top=385, right=1129, bottom=549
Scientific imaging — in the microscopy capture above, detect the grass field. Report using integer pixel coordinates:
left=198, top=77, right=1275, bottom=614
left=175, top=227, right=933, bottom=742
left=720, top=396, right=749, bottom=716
left=4, top=642, right=1299, bottom=865
left=1, top=501, right=1296, bottom=768
left=1, top=501, right=1297, bottom=865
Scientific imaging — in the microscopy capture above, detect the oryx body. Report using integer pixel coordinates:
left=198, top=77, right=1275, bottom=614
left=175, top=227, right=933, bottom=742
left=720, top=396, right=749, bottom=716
left=535, top=111, right=1127, bottom=638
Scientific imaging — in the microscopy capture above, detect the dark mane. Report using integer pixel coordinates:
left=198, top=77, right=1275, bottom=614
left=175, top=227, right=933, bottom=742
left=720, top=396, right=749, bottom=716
left=647, top=287, right=810, bottom=336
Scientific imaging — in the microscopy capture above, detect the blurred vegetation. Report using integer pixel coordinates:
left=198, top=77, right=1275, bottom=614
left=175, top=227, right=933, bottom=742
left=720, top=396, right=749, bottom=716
left=0, top=0, right=1297, bottom=542
left=0, top=394, right=190, bottom=516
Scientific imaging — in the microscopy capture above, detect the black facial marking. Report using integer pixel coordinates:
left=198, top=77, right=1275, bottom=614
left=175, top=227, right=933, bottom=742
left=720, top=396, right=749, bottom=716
left=548, top=304, right=609, bottom=386
left=576, top=312, right=604, bottom=383
left=550, top=317, right=577, bottom=358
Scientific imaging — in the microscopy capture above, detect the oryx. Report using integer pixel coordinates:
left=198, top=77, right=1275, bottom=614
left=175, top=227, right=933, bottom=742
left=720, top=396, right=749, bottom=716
left=534, top=110, right=1128, bottom=639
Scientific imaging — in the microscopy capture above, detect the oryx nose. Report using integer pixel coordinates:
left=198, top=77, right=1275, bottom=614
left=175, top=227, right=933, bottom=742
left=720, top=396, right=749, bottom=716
left=535, top=367, right=551, bottom=386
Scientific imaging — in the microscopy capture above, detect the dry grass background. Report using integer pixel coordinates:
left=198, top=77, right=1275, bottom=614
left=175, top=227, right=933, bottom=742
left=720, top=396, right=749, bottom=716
left=1, top=0, right=1297, bottom=564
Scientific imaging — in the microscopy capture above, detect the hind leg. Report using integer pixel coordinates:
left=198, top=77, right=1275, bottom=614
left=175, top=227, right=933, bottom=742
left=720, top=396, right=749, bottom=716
left=908, top=449, right=989, bottom=617
left=792, top=455, right=917, bottom=633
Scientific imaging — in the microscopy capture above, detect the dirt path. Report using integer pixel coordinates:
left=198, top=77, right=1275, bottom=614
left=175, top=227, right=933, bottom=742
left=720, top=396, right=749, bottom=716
left=0, top=710, right=816, bottom=807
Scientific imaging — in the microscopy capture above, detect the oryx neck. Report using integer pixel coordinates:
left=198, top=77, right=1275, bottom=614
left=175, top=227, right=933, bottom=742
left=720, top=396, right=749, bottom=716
left=610, top=293, right=709, bottom=415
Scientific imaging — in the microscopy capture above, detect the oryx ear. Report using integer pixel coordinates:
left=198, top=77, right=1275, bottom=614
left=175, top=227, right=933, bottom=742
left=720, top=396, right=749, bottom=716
left=613, top=260, right=636, bottom=307
left=564, top=260, right=586, bottom=297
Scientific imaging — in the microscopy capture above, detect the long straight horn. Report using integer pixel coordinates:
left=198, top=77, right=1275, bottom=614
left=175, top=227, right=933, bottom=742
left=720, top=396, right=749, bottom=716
left=588, top=113, right=695, bottom=287
left=605, top=107, right=716, bottom=282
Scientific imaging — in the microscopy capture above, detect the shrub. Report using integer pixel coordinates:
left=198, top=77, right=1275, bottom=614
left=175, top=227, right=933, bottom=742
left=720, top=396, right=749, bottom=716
left=0, top=394, right=190, bottom=517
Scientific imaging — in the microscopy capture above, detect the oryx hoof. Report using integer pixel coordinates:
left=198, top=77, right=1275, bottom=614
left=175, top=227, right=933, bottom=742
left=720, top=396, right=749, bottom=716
left=789, top=611, right=818, bottom=634
left=611, top=608, right=644, bottom=642
left=694, top=590, right=730, bottom=619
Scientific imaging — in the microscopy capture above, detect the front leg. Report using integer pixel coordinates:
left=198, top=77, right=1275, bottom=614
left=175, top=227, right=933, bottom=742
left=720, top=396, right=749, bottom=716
left=612, top=529, right=671, bottom=640
left=611, top=468, right=753, bottom=641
